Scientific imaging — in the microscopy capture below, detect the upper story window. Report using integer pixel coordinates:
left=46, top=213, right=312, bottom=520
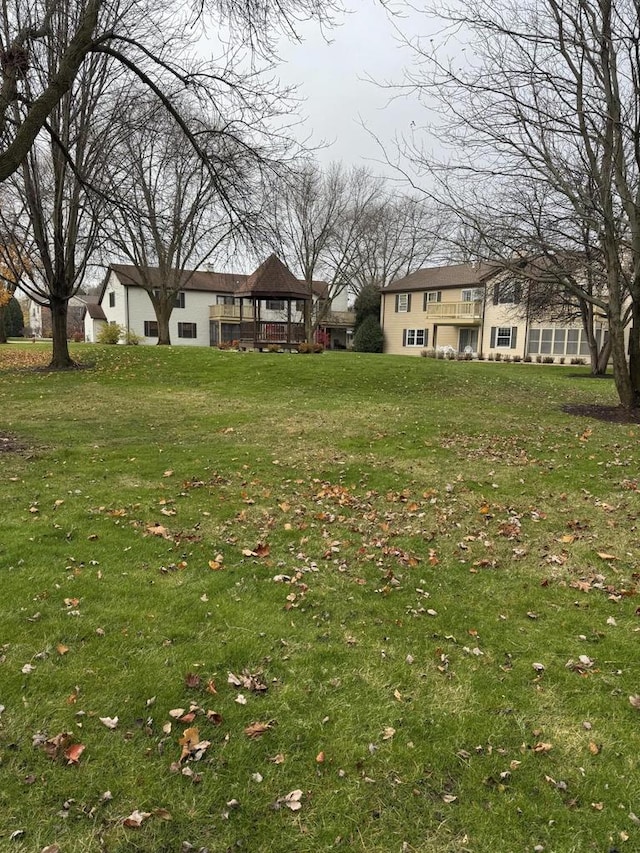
left=395, top=293, right=411, bottom=312
left=461, top=288, right=483, bottom=302
left=175, top=291, right=186, bottom=309
left=108, top=291, right=115, bottom=307
left=493, top=279, right=522, bottom=304
left=266, top=299, right=285, bottom=311
left=423, top=291, right=442, bottom=309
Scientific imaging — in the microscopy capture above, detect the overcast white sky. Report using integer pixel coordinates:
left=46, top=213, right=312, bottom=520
left=274, top=1, right=430, bottom=177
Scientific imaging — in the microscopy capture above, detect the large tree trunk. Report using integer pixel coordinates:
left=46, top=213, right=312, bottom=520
left=628, top=305, right=640, bottom=402
left=608, top=307, right=636, bottom=409
left=596, top=336, right=611, bottom=375
left=49, top=296, right=75, bottom=369
left=0, top=304, right=7, bottom=343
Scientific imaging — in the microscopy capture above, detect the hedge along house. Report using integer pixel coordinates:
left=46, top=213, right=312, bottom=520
left=381, top=261, right=610, bottom=360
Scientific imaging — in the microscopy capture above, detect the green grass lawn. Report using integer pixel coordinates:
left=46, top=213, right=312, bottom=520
left=0, top=344, right=638, bottom=853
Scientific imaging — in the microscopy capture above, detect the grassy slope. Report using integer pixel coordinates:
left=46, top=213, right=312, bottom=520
left=0, top=344, right=638, bottom=853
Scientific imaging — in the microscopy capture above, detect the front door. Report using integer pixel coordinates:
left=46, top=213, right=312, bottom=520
left=458, top=327, right=478, bottom=353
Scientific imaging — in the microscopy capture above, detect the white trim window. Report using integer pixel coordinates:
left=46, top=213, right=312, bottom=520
left=403, top=328, right=427, bottom=347
left=490, top=325, right=518, bottom=348
left=395, top=293, right=411, bottom=312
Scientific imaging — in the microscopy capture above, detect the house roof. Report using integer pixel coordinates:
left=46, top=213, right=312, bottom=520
left=236, top=254, right=310, bottom=299
left=109, top=264, right=245, bottom=294
left=384, top=262, right=498, bottom=293
left=103, top=260, right=323, bottom=302
left=85, top=303, right=107, bottom=320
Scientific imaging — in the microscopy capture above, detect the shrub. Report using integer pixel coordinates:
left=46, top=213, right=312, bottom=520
left=97, top=323, right=122, bottom=344
left=72, top=331, right=84, bottom=343
left=494, top=352, right=502, bottom=362
left=124, top=330, right=141, bottom=345
left=312, top=342, right=324, bottom=353
left=477, top=352, right=485, bottom=361
left=523, top=355, right=532, bottom=363
left=570, top=357, right=586, bottom=365
left=535, top=354, right=542, bottom=363
left=559, top=356, right=565, bottom=364
left=446, top=349, right=456, bottom=360
left=267, top=344, right=281, bottom=353
left=487, top=352, right=494, bottom=361
left=352, top=315, right=384, bottom=353
left=298, top=342, right=312, bottom=353
left=543, top=356, right=554, bottom=364
left=513, top=354, right=521, bottom=362
left=502, top=354, right=511, bottom=363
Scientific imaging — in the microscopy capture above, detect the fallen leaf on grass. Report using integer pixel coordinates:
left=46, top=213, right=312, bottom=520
left=64, top=743, right=85, bottom=764
left=244, top=721, right=274, bottom=739
left=146, top=524, right=172, bottom=540
left=56, top=644, right=69, bottom=656
left=123, top=809, right=152, bottom=828
left=228, top=670, right=268, bottom=692
left=597, top=552, right=618, bottom=561
left=533, top=742, right=553, bottom=754
left=629, top=695, right=640, bottom=709
left=275, top=789, right=303, bottom=811
left=99, top=716, right=119, bottom=730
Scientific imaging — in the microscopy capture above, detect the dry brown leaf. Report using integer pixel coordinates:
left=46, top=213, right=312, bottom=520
left=244, top=721, right=273, bottom=739
left=123, top=809, right=152, bottom=828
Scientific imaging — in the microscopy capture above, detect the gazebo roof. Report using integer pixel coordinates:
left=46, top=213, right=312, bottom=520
left=236, top=254, right=310, bottom=300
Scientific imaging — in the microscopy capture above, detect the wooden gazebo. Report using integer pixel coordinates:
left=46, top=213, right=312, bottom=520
left=236, top=255, right=310, bottom=349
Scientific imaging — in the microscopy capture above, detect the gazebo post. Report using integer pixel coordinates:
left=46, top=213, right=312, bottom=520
left=287, top=298, right=292, bottom=347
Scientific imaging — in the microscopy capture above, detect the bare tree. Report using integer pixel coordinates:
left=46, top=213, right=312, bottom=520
left=395, top=0, right=640, bottom=408
left=262, top=163, right=439, bottom=337
left=101, top=94, right=262, bottom=345
left=0, top=0, right=339, bottom=183
left=347, top=194, right=443, bottom=292
left=0, top=28, right=114, bottom=367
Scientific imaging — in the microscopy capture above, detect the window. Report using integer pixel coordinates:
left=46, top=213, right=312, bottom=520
left=553, top=329, right=566, bottom=354
left=490, top=326, right=518, bottom=348
left=423, top=291, right=442, bottom=309
left=462, top=288, right=483, bottom=302
left=493, top=280, right=522, bottom=304
left=403, top=328, right=427, bottom=347
left=566, top=329, right=579, bottom=354
left=108, top=291, right=115, bottom=307
left=178, top=322, right=197, bottom=339
left=540, top=329, right=552, bottom=354
left=296, top=300, right=306, bottom=313
left=144, top=320, right=158, bottom=337
left=217, top=295, right=235, bottom=305
left=175, top=291, right=185, bottom=309
left=395, top=293, right=411, bottom=312
left=266, top=299, right=285, bottom=311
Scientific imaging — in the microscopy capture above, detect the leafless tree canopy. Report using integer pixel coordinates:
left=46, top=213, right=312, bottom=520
left=395, top=0, right=640, bottom=406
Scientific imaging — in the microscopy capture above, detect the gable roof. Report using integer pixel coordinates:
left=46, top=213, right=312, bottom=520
left=102, top=260, right=323, bottom=301
left=384, top=262, right=498, bottom=293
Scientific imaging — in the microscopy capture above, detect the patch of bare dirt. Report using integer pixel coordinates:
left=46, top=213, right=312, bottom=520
left=0, top=432, right=28, bottom=453
left=562, top=404, right=640, bottom=424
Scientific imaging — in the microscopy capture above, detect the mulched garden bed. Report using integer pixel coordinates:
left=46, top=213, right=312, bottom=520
left=562, top=404, right=640, bottom=424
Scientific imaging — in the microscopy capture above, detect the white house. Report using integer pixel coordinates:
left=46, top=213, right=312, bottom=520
left=86, top=258, right=354, bottom=349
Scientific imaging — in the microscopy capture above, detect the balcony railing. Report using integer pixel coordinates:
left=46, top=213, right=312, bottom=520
left=425, top=300, right=483, bottom=321
left=209, top=304, right=241, bottom=321
left=239, top=321, right=306, bottom=344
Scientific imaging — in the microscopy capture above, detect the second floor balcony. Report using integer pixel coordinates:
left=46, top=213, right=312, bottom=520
left=210, top=304, right=241, bottom=321
left=425, top=300, right=483, bottom=323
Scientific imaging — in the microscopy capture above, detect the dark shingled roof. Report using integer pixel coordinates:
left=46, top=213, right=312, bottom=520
left=103, top=261, right=323, bottom=301
left=236, top=254, right=310, bottom=299
left=85, top=303, right=107, bottom=320
left=384, top=262, right=498, bottom=293
left=109, top=264, right=245, bottom=294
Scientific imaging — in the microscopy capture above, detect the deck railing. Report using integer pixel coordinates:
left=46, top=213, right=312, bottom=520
left=425, top=301, right=483, bottom=320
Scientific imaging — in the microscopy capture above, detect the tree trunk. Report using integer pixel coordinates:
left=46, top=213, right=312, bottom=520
left=628, top=305, right=640, bottom=402
left=157, top=301, right=172, bottom=345
left=608, top=307, right=636, bottom=409
left=49, top=296, right=75, bottom=369
left=0, top=304, right=7, bottom=343
left=596, top=336, right=611, bottom=375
